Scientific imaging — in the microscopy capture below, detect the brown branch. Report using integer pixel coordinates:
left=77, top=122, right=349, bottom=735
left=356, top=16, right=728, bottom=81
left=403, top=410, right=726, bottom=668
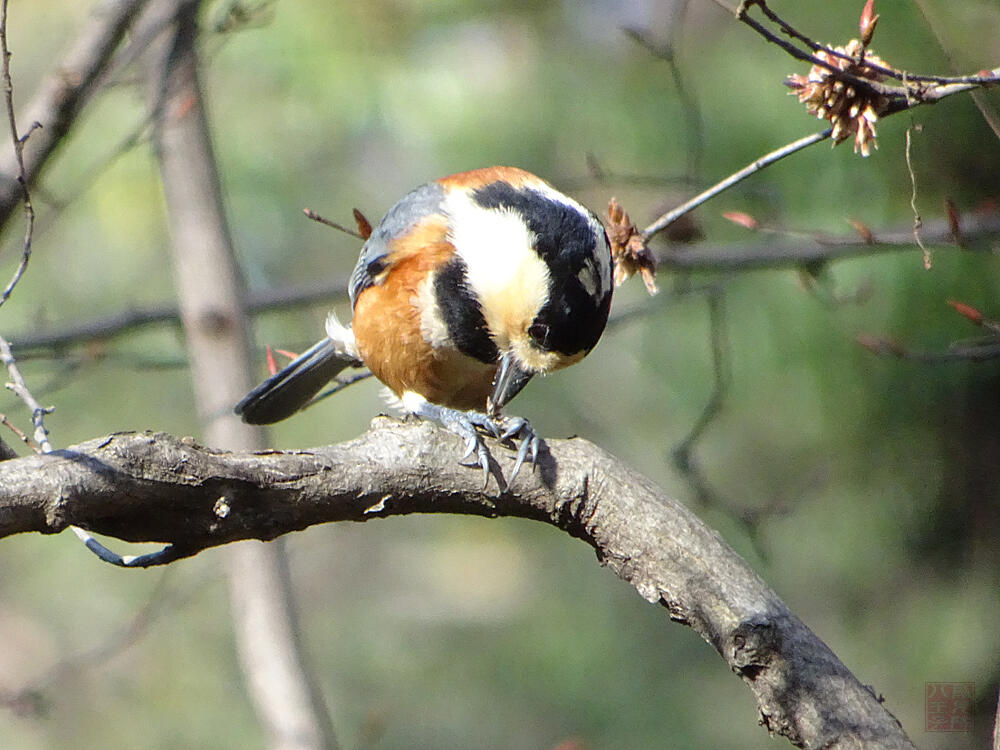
left=737, top=0, right=998, bottom=89
left=657, top=210, right=1000, bottom=272
left=0, top=0, right=36, bottom=307
left=733, top=2, right=900, bottom=100
left=0, top=422, right=915, bottom=749
left=0, top=413, right=24, bottom=457
left=0, top=0, right=148, bottom=230
left=643, top=0, right=999, bottom=240
left=0, top=334, right=52, bottom=451
left=857, top=334, right=1000, bottom=363
left=642, top=54, right=999, bottom=242
left=9, top=276, right=349, bottom=353
left=0, top=0, right=50, bottom=454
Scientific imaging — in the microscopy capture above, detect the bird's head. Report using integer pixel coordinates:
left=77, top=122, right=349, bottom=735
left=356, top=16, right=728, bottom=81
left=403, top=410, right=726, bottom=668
left=437, top=167, right=613, bottom=415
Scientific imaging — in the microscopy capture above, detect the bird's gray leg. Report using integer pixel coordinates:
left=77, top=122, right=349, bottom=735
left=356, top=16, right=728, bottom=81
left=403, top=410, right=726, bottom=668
left=406, top=398, right=499, bottom=487
left=404, top=394, right=541, bottom=486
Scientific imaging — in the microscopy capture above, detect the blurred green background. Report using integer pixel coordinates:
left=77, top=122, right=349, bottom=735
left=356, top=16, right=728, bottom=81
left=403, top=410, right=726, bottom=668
left=1, top=1, right=998, bottom=748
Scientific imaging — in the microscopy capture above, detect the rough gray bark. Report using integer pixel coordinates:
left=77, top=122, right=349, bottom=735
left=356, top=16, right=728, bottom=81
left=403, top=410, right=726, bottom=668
left=0, top=422, right=915, bottom=750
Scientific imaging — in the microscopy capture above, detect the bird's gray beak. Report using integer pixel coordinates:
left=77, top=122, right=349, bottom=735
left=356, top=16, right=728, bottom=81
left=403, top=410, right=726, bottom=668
left=488, top=351, right=534, bottom=417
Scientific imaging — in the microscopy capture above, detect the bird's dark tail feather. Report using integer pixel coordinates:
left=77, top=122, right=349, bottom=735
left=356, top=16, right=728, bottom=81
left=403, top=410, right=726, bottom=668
left=235, top=338, right=359, bottom=424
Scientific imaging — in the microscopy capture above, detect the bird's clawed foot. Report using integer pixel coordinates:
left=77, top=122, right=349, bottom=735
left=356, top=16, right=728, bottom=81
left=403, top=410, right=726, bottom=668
left=456, top=410, right=541, bottom=486
left=408, top=398, right=541, bottom=488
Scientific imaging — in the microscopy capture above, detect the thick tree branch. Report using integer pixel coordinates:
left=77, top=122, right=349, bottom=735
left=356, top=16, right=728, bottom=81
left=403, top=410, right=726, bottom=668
left=0, top=421, right=915, bottom=749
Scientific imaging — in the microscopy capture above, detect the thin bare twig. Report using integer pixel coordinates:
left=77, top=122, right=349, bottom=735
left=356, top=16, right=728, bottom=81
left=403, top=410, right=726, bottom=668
left=303, top=207, right=364, bottom=239
left=0, top=568, right=203, bottom=716
left=676, top=288, right=728, bottom=458
left=642, top=0, right=1000, bottom=245
left=30, top=110, right=153, bottom=227
left=0, top=334, right=52, bottom=452
left=0, top=411, right=36, bottom=452
left=736, top=0, right=998, bottom=89
left=672, top=286, right=730, bottom=502
left=624, top=7, right=705, bottom=180
left=658, top=210, right=1000, bottom=272
left=642, top=128, right=832, bottom=240
left=9, top=275, right=349, bottom=353
left=904, top=125, right=930, bottom=269
left=858, top=334, right=1000, bottom=363
left=910, top=0, right=1000, bottom=142
left=859, top=299, right=1000, bottom=364
left=733, top=3, right=898, bottom=100
left=0, top=0, right=36, bottom=308
left=0, top=0, right=148, bottom=229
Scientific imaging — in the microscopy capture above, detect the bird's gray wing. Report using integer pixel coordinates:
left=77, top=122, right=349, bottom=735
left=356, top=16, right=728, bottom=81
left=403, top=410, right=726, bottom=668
left=348, top=180, right=447, bottom=306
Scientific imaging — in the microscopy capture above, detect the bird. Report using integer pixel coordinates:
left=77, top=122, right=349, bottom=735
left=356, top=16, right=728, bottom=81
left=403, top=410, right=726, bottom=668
left=235, top=166, right=613, bottom=483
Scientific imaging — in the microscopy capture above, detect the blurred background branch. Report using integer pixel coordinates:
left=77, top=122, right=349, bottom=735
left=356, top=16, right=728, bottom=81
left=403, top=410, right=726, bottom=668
left=147, top=0, right=338, bottom=747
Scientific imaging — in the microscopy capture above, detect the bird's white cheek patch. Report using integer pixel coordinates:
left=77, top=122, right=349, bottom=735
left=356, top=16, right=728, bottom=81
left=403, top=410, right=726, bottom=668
left=444, top=191, right=550, bottom=345
left=480, top=253, right=550, bottom=349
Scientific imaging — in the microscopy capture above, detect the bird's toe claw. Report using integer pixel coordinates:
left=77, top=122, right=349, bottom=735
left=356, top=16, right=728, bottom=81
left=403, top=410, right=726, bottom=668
left=458, top=433, right=479, bottom=463
left=497, top=416, right=542, bottom=482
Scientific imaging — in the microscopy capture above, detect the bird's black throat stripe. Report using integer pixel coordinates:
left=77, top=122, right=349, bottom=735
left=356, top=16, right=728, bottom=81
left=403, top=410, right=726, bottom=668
left=433, top=256, right=499, bottom=364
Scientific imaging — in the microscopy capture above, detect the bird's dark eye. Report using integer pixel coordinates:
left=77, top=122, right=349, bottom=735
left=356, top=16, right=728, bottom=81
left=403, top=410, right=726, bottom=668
left=528, top=322, right=550, bottom=347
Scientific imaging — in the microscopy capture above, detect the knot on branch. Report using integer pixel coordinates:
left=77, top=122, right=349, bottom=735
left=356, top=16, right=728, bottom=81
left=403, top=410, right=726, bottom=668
left=731, top=616, right=779, bottom=679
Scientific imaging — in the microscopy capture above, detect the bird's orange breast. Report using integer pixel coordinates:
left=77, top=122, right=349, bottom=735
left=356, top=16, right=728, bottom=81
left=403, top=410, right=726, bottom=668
left=351, top=215, right=498, bottom=411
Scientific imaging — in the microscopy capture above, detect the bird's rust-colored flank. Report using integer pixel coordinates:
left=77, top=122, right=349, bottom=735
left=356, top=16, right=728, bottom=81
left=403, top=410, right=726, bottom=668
left=352, top=214, right=497, bottom=410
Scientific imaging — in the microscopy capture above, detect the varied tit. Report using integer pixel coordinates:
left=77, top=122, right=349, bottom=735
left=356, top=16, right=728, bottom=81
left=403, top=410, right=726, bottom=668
left=235, top=166, right=613, bottom=481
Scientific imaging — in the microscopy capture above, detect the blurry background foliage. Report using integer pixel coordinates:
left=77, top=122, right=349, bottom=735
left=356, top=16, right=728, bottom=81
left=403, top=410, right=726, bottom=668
left=1, top=0, right=998, bottom=748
